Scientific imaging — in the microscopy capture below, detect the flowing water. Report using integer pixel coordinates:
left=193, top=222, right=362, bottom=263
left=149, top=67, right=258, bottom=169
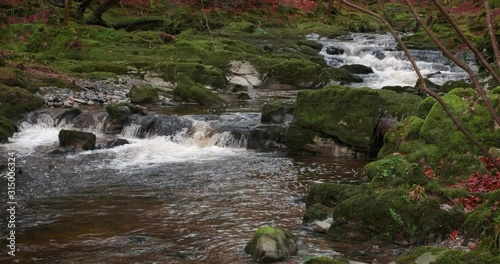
left=0, top=33, right=468, bottom=263
left=0, top=113, right=380, bottom=264
left=308, top=33, right=476, bottom=88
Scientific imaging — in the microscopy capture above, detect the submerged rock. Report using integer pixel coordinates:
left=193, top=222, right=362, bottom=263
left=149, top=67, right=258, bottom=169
left=247, top=124, right=287, bottom=150
left=106, top=138, right=129, bottom=148
left=58, top=129, right=96, bottom=150
left=244, top=226, right=298, bottom=263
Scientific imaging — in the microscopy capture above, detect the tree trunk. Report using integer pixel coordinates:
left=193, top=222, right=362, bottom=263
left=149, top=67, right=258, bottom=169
left=88, top=0, right=121, bottom=25
left=64, top=0, right=69, bottom=26
left=77, top=0, right=94, bottom=17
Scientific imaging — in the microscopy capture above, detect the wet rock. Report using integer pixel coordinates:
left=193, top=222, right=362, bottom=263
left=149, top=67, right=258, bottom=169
left=107, top=138, right=129, bottom=148
left=56, top=108, right=82, bottom=125
left=129, top=84, right=160, bottom=105
left=313, top=218, right=333, bottom=234
left=261, top=100, right=294, bottom=124
left=237, top=92, right=251, bottom=100
left=244, top=226, right=298, bottom=263
left=325, top=46, right=344, bottom=55
left=70, top=112, right=98, bottom=129
left=340, top=64, right=374, bottom=74
left=127, top=114, right=193, bottom=138
left=58, top=129, right=96, bottom=150
left=297, top=39, right=323, bottom=51
left=47, top=147, right=77, bottom=155
left=247, top=125, right=287, bottom=150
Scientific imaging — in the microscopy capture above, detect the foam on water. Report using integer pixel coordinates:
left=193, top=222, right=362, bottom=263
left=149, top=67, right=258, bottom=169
left=4, top=116, right=60, bottom=154
left=94, top=136, right=244, bottom=169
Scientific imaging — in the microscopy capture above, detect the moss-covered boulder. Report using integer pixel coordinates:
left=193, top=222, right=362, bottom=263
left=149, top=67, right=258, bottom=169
left=380, top=88, right=500, bottom=178
left=261, top=100, right=294, bottom=124
left=325, top=185, right=466, bottom=243
left=286, top=86, right=422, bottom=155
left=439, top=79, right=474, bottom=94
left=396, top=247, right=500, bottom=264
left=364, top=154, right=428, bottom=187
left=173, top=73, right=226, bottom=106
left=0, top=84, right=43, bottom=119
left=244, top=226, right=298, bottom=263
left=129, top=85, right=159, bottom=105
left=106, top=103, right=132, bottom=123
left=303, top=203, right=333, bottom=223
left=58, top=129, right=96, bottom=150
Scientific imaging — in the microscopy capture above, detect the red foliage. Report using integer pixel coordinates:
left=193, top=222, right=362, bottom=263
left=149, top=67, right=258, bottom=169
left=450, top=157, right=500, bottom=193
left=448, top=1, right=482, bottom=14
left=6, top=10, right=53, bottom=25
left=170, top=0, right=318, bottom=13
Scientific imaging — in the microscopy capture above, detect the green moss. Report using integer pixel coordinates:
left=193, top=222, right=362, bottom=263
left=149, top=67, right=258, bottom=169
left=305, top=183, right=360, bottom=208
left=416, top=97, right=437, bottom=119
left=328, top=188, right=465, bottom=242
left=0, top=84, right=43, bottom=119
left=0, top=115, right=16, bottom=142
left=106, top=103, right=131, bottom=122
left=303, top=203, right=333, bottom=223
left=290, top=86, right=421, bottom=153
left=398, top=247, right=500, bottom=264
left=173, top=73, right=225, bottom=106
left=129, top=84, right=159, bottom=105
left=303, top=256, right=348, bottom=264
left=285, top=121, right=318, bottom=152
left=378, top=116, right=424, bottom=158
left=364, top=155, right=427, bottom=187
left=297, top=39, right=323, bottom=51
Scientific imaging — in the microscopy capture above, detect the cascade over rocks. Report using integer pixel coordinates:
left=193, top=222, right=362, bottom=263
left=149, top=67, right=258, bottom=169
left=126, top=114, right=193, bottom=138
left=244, top=226, right=298, bottom=263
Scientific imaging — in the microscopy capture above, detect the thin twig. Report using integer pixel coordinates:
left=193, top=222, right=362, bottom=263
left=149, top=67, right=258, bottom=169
left=485, top=0, right=500, bottom=71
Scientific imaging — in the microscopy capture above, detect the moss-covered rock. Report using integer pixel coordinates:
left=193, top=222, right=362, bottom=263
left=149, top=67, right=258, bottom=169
left=297, top=39, right=323, bottom=51
left=261, top=100, right=294, bottom=124
left=173, top=73, right=226, bottom=106
left=439, top=79, right=474, bottom=94
left=0, top=84, right=43, bottom=119
left=303, top=203, right=333, bottom=223
left=327, top=186, right=465, bottom=243
left=364, top=154, right=427, bottom=187
left=244, top=226, right=298, bottom=263
left=286, top=86, right=422, bottom=155
left=303, top=256, right=348, bottom=264
left=128, top=85, right=159, bottom=105
left=0, top=115, right=16, bottom=142
left=396, top=247, right=500, bottom=264
left=106, top=103, right=132, bottom=122
left=378, top=116, right=425, bottom=158
left=416, top=97, right=436, bottom=119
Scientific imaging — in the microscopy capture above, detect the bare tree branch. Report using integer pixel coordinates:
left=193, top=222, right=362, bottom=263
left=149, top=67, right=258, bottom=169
left=401, top=0, right=500, bottom=128
left=485, top=0, right=500, bottom=70
left=430, top=0, right=500, bottom=84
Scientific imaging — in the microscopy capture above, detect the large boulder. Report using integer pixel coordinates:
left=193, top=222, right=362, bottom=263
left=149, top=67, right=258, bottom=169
left=226, top=60, right=262, bottom=88
left=58, top=129, right=96, bottom=150
left=129, top=85, right=159, bottom=105
left=286, top=86, right=422, bottom=156
left=244, top=226, right=298, bottom=263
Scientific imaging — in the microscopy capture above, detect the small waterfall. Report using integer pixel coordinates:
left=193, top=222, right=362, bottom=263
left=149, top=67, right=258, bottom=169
left=121, top=123, right=142, bottom=138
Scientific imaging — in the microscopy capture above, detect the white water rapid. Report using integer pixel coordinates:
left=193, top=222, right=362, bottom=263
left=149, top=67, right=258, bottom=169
left=308, top=33, right=477, bottom=88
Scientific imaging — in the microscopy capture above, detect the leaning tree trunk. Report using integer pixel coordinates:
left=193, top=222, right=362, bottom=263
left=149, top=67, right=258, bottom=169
left=77, top=0, right=94, bottom=17
left=87, top=0, right=121, bottom=25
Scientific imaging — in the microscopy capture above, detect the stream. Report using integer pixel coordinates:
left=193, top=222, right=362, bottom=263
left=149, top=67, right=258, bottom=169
left=1, top=33, right=472, bottom=263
